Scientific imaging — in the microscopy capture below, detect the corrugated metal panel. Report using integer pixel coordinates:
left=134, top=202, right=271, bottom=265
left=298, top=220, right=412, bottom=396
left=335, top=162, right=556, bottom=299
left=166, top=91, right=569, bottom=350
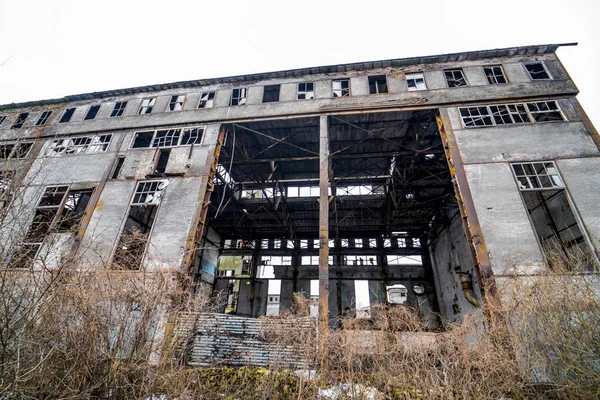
left=173, top=312, right=315, bottom=369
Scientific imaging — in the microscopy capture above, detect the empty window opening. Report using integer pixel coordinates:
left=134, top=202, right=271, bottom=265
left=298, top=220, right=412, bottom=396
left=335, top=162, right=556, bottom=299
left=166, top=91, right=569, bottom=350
left=155, top=149, right=171, bottom=174
left=459, top=101, right=564, bottom=127
left=512, top=162, right=593, bottom=266
left=263, top=85, right=280, bottom=103
left=332, top=79, right=350, bottom=97
left=111, top=156, right=125, bottom=179
left=46, top=135, right=112, bottom=156
left=198, top=92, right=215, bottom=108
left=301, top=255, right=333, bottom=265
left=0, top=142, right=33, bottom=159
left=84, top=105, right=100, bottom=120
left=368, top=75, right=388, bottom=94
left=483, top=65, right=507, bottom=84
left=297, top=83, right=314, bottom=100
left=266, top=280, right=281, bottom=316
left=132, top=127, right=204, bottom=148
left=231, top=88, right=247, bottom=106
left=343, top=255, right=376, bottom=265
left=35, top=111, right=52, bottom=126
left=0, top=116, right=6, bottom=126
left=168, top=95, right=185, bottom=111
left=444, top=69, right=468, bottom=87
left=113, top=180, right=168, bottom=269
left=524, top=62, right=551, bottom=80
left=387, top=255, right=423, bottom=266
left=354, top=280, right=371, bottom=318
left=138, top=98, right=156, bottom=114
left=11, top=113, right=29, bottom=129
left=406, top=73, right=427, bottom=91
left=60, top=107, right=76, bottom=123
left=111, top=102, right=127, bottom=117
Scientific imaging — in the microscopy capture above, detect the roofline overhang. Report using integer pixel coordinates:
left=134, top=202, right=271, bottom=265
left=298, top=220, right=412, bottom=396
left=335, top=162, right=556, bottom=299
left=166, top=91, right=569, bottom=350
left=0, top=42, right=577, bottom=111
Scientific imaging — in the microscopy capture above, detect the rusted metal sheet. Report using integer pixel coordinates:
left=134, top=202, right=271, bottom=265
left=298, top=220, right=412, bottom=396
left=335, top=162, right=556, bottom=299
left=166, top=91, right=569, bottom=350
left=173, top=313, right=314, bottom=368
left=318, top=116, right=330, bottom=335
left=435, top=110, right=497, bottom=297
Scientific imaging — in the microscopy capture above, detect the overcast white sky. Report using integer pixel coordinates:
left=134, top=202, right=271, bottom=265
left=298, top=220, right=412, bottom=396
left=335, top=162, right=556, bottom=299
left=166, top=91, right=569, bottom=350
left=0, top=0, right=598, bottom=127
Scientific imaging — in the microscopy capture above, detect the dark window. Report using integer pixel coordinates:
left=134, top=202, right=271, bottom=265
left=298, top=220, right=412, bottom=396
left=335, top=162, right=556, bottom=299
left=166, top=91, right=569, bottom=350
left=138, top=98, right=156, bottom=114
left=168, top=95, right=185, bottom=111
left=297, top=83, right=314, bottom=100
left=198, top=92, right=215, bottom=108
left=132, top=132, right=154, bottom=148
left=57, top=189, right=93, bottom=231
left=368, top=75, right=388, bottom=94
left=231, top=88, right=247, bottom=106
left=11, top=113, right=29, bottom=129
left=84, top=105, right=101, bottom=120
left=155, top=149, right=170, bottom=174
left=111, top=102, right=127, bottom=117
left=525, top=63, right=551, bottom=80
left=483, top=65, right=507, bottom=84
left=527, top=101, right=563, bottom=122
left=263, top=85, right=280, bottom=103
left=111, top=157, right=125, bottom=179
left=333, top=80, right=350, bottom=97
left=182, top=127, right=203, bottom=145
left=152, top=129, right=181, bottom=147
left=0, top=116, right=6, bottom=126
left=35, top=111, right=52, bottom=126
left=444, top=69, right=468, bottom=87
left=13, top=142, right=33, bottom=158
left=0, top=144, right=14, bottom=159
left=60, top=108, right=76, bottom=123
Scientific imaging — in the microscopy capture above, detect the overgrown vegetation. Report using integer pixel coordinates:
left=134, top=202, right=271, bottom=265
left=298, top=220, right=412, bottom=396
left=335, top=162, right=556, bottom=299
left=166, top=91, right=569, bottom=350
left=0, top=252, right=598, bottom=399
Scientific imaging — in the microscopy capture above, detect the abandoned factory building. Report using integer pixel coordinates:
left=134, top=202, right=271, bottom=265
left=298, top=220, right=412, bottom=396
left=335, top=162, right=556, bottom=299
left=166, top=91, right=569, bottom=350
left=0, top=42, right=598, bottom=330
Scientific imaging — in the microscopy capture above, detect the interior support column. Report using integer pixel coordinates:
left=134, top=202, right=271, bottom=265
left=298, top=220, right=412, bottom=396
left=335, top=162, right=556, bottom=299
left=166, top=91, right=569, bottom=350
left=318, top=115, right=330, bottom=362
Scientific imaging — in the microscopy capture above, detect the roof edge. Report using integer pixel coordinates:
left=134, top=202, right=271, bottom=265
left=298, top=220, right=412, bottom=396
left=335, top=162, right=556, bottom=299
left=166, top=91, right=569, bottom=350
left=0, top=42, right=578, bottom=111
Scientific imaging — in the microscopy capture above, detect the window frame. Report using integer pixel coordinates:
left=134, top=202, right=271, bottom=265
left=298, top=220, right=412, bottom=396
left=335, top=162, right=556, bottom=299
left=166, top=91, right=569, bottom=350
left=524, top=62, right=552, bottom=80
left=444, top=69, right=469, bottom=88
left=0, top=141, right=34, bottom=159
left=110, top=101, right=127, bottom=118
left=197, top=92, right=215, bottom=109
left=45, top=134, right=112, bottom=156
left=167, top=95, right=186, bottom=112
left=405, top=73, right=427, bottom=91
left=297, top=82, right=315, bottom=100
left=332, top=79, right=350, bottom=97
left=231, top=88, right=248, bottom=106
left=83, top=104, right=101, bottom=121
left=458, top=100, right=565, bottom=128
left=138, top=97, right=157, bottom=115
left=35, top=111, right=53, bottom=126
left=262, top=84, right=281, bottom=103
left=483, top=65, right=508, bottom=85
left=59, top=107, right=76, bottom=123
left=368, top=75, right=388, bottom=94
left=511, top=161, right=564, bottom=191
left=11, top=113, right=29, bottom=129
left=130, top=126, right=205, bottom=149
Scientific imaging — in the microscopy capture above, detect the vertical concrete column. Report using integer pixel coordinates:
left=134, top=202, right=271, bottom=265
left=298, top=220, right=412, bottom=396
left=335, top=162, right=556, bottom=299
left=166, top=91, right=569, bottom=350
left=318, top=115, right=330, bottom=337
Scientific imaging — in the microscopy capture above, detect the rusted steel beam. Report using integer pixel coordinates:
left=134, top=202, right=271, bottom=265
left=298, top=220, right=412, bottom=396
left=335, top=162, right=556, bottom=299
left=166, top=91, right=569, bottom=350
left=318, top=115, right=330, bottom=342
left=436, top=110, right=497, bottom=297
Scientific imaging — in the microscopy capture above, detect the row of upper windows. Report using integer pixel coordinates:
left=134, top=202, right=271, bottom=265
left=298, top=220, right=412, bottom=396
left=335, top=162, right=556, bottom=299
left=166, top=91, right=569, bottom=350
left=0, top=61, right=555, bottom=130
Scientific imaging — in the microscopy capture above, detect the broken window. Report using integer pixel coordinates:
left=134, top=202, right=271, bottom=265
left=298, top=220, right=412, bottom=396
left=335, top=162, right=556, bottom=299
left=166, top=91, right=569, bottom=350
left=406, top=73, right=427, bottom=91
left=0, top=116, right=6, bottom=126
left=483, top=65, right=507, bottom=84
left=59, top=107, right=76, bottom=123
left=459, top=101, right=564, bottom=127
left=297, top=82, right=314, bottom=100
left=35, top=111, right=52, bottom=126
left=131, top=127, right=204, bottom=148
left=231, top=88, right=247, bottom=106
left=154, top=149, right=170, bottom=174
left=198, top=92, right=215, bottom=108
left=387, top=255, right=423, bottom=266
left=46, top=135, right=111, bottom=156
left=355, top=238, right=363, bottom=248
left=138, top=98, right=157, bottom=114
left=168, top=95, right=185, bottom=111
left=0, top=142, right=33, bottom=159
left=368, top=75, right=388, bottom=94
left=56, top=189, right=93, bottom=232
left=111, top=101, right=127, bottom=117
left=524, top=62, right=551, bottom=80
left=444, top=69, right=468, bottom=87
left=84, top=105, right=100, bottom=120
left=113, top=180, right=168, bottom=269
left=0, top=170, right=15, bottom=209
left=11, top=113, right=29, bottom=129
left=511, top=162, right=592, bottom=265
left=332, top=79, right=350, bottom=97
left=263, top=85, right=280, bottom=103
left=301, top=255, right=333, bottom=265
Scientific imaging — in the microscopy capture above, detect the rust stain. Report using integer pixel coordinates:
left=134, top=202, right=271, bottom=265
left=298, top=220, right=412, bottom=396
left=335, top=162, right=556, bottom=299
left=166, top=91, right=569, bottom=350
left=95, top=199, right=104, bottom=211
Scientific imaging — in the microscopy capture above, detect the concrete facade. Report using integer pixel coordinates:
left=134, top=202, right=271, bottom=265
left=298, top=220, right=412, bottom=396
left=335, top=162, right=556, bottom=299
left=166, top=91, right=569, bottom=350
left=0, top=43, right=598, bottom=329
